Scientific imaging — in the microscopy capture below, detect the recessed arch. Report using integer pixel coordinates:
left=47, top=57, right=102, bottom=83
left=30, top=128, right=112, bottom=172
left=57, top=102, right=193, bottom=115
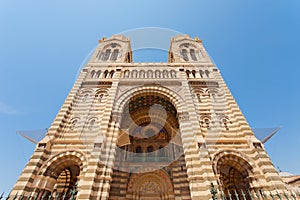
left=213, top=150, right=255, bottom=198
left=34, top=151, right=87, bottom=198
left=38, top=150, right=87, bottom=177
left=109, top=86, right=191, bottom=200
left=127, top=170, right=175, bottom=200
left=113, top=85, right=185, bottom=115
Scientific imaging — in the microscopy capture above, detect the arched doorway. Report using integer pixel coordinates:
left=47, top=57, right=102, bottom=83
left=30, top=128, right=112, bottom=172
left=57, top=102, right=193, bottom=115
left=215, top=153, right=253, bottom=200
left=127, top=170, right=174, bottom=200
left=38, top=155, right=82, bottom=199
left=52, top=166, right=79, bottom=197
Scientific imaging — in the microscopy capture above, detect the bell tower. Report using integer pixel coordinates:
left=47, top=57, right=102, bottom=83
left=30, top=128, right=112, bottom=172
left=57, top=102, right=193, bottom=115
left=168, top=34, right=210, bottom=63
left=10, top=34, right=291, bottom=200
left=93, top=35, right=132, bottom=63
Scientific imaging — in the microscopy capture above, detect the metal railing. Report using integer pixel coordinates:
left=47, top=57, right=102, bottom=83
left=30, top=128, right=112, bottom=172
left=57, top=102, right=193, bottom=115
left=2, top=183, right=78, bottom=200
left=127, top=155, right=172, bottom=162
left=210, top=182, right=300, bottom=200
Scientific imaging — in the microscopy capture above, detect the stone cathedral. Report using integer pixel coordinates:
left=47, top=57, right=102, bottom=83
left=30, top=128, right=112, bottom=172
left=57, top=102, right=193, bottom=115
left=11, top=34, right=291, bottom=200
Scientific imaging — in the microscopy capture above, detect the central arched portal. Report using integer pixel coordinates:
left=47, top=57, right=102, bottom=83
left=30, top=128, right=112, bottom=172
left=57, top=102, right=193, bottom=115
left=128, top=170, right=175, bottom=200
left=109, top=91, right=191, bottom=199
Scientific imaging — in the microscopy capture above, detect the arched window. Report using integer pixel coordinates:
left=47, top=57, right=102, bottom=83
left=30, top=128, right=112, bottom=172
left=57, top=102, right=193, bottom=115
left=96, top=71, right=101, bottom=78
left=181, top=49, right=189, bottom=61
left=99, top=94, right=104, bottom=102
left=170, top=70, right=176, bottom=78
left=71, top=119, right=78, bottom=130
left=104, top=70, right=109, bottom=78
left=205, top=70, right=210, bottom=78
left=102, top=49, right=111, bottom=61
left=197, top=94, right=201, bottom=102
left=96, top=50, right=102, bottom=59
left=155, top=70, right=161, bottom=78
left=88, top=119, right=96, bottom=130
left=132, top=70, right=138, bottom=78
left=147, top=146, right=154, bottom=153
left=192, top=70, right=196, bottom=78
left=190, top=49, right=197, bottom=61
left=204, top=118, right=210, bottom=128
left=163, top=70, right=169, bottom=78
left=110, top=49, right=119, bottom=61
left=199, top=50, right=203, bottom=58
left=147, top=70, right=153, bottom=78
left=90, top=70, right=95, bottom=78
left=124, top=70, right=130, bottom=78
left=139, top=70, right=145, bottom=78
left=136, top=146, right=142, bottom=153
left=199, top=70, right=204, bottom=78
left=126, top=52, right=131, bottom=63
left=186, top=70, right=191, bottom=78
left=82, top=94, right=89, bottom=102
left=110, top=70, right=114, bottom=78
left=95, top=93, right=104, bottom=102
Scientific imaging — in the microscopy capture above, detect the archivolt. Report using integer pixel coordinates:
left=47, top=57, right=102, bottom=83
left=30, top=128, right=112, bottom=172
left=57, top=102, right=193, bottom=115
left=37, top=150, right=87, bottom=177
left=212, top=150, right=254, bottom=176
left=113, top=85, right=185, bottom=114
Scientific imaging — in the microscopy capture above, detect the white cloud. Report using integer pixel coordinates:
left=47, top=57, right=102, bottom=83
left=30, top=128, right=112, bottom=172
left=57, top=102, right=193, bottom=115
left=0, top=101, right=22, bottom=115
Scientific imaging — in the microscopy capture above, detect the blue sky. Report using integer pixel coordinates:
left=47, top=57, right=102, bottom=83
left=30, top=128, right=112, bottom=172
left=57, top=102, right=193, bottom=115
left=0, top=0, right=300, bottom=194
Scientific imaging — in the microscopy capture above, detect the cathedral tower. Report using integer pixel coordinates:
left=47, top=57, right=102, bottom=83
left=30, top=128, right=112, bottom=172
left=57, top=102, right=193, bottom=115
left=11, top=34, right=291, bottom=200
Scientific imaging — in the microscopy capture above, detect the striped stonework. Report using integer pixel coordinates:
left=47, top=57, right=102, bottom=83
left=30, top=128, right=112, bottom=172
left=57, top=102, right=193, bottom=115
left=10, top=34, right=292, bottom=200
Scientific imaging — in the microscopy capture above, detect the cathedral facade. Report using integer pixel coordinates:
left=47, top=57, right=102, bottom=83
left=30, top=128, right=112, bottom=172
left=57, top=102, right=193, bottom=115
left=11, top=34, right=293, bottom=199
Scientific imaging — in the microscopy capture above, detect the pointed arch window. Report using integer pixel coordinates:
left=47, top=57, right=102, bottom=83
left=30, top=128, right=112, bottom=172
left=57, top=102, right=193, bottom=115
left=110, top=49, right=119, bottom=61
left=104, top=70, right=109, bottom=78
left=90, top=70, right=96, bottom=78
left=192, top=70, right=196, bottom=78
left=96, top=71, right=101, bottom=78
left=181, top=49, right=189, bottom=61
left=186, top=70, right=191, bottom=78
left=205, top=70, right=210, bottom=78
left=199, top=70, right=204, bottom=78
left=96, top=50, right=102, bottom=59
left=190, top=49, right=197, bottom=61
left=110, top=70, right=114, bottom=78
left=102, top=49, right=111, bottom=61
